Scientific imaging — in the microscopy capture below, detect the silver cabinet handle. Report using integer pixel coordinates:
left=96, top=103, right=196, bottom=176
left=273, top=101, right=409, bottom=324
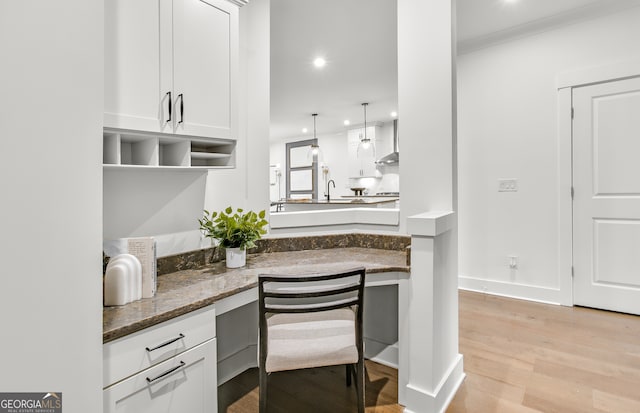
left=145, top=333, right=185, bottom=352
left=146, top=361, right=186, bottom=383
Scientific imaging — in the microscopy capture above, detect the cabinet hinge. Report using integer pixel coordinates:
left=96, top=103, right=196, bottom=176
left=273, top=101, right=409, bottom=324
left=571, top=107, right=574, bottom=119
left=571, top=266, right=574, bottom=278
left=571, top=187, right=574, bottom=199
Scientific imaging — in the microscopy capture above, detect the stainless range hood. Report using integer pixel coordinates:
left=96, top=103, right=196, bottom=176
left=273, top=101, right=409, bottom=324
left=376, top=119, right=399, bottom=165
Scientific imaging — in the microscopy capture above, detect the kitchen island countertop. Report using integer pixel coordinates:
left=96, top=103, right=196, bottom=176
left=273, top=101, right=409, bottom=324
left=103, top=247, right=409, bottom=343
left=276, top=197, right=398, bottom=205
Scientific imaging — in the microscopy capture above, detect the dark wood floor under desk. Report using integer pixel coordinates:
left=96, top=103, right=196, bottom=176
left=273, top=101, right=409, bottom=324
left=218, top=290, right=640, bottom=413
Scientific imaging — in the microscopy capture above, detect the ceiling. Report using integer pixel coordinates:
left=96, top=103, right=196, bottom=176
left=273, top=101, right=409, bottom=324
left=270, top=0, right=640, bottom=141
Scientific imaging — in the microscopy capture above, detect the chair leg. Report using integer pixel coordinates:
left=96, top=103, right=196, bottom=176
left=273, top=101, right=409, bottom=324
left=356, top=359, right=365, bottom=413
left=346, top=364, right=352, bottom=387
left=259, top=369, right=268, bottom=413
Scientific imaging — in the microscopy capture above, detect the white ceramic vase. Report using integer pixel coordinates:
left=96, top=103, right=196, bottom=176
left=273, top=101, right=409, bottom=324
left=225, top=247, right=246, bottom=268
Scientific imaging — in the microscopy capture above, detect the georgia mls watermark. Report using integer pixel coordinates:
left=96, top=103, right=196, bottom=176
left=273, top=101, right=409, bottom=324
left=0, top=393, right=62, bottom=413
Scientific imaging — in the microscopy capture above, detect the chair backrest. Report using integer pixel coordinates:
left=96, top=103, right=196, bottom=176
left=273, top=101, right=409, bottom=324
left=258, top=266, right=366, bottom=361
left=258, top=267, right=365, bottom=315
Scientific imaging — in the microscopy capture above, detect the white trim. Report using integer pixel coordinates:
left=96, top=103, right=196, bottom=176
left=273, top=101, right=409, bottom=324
left=226, top=0, right=249, bottom=8
left=270, top=207, right=400, bottom=228
left=459, top=276, right=563, bottom=306
left=402, top=355, right=465, bottom=413
left=557, top=88, right=574, bottom=306
left=555, top=61, right=640, bottom=308
left=217, top=344, right=257, bottom=385
left=556, top=60, right=640, bottom=89
left=364, top=339, right=398, bottom=369
left=215, top=287, right=258, bottom=316
left=459, top=2, right=640, bottom=56
left=407, top=211, right=455, bottom=237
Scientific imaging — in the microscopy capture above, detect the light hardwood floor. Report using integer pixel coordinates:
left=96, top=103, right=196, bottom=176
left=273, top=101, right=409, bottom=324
left=218, top=290, right=640, bottom=413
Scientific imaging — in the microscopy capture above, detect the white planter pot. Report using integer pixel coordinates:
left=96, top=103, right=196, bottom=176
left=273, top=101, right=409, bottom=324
left=225, top=247, right=246, bottom=268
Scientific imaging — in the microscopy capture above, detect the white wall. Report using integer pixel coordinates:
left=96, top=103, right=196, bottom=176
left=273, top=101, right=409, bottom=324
left=457, top=7, right=640, bottom=302
left=0, top=1, right=103, bottom=411
left=104, top=0, right=271, bottom=257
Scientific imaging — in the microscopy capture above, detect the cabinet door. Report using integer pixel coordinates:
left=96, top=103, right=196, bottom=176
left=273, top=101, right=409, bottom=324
left=104, top=0, right=172, bottom=133
left=348, top=144, right=364, bottom=177
left=359, top=126, right=378, bottom=177
left=104, top=338, right=217, bottom=413
left=348, top=130, right=364, bottom=177
left=173, top=0, right=238, bottom=139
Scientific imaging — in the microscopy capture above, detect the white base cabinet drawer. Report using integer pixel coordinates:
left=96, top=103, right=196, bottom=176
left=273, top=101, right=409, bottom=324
left=104, top=305, right=215, bottom=387
left=104, top=338, right=217, bottom=413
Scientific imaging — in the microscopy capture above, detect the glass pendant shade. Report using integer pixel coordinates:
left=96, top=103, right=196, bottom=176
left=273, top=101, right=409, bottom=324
left=357, top=103, right=375, bottom=158
left=307, top=142, right=322, bottom=161
left=306, top=113, right=323, bottom=161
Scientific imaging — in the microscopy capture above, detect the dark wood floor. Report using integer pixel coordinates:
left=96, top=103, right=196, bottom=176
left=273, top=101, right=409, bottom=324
left=218, top=290, right=640, bottom=413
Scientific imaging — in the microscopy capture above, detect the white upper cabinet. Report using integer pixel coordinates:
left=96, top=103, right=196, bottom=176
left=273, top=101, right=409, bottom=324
left=104, top=0, right=165, bottom=133
left=173, top=0, right=237, bottom=139
left=104, top=0, right=238, bottom=140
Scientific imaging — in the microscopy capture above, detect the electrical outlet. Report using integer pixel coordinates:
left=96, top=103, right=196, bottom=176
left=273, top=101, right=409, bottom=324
left=498, top=179, right=518, bottom=192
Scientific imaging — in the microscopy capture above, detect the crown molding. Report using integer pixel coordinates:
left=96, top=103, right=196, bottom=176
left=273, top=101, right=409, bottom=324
left=227, top=0, right=249, bottom=6
left=458, top=0, right=640, bottom=55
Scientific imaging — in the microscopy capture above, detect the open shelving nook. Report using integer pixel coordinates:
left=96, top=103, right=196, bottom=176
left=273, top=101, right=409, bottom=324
left=103, top=128, right=236, bottom=170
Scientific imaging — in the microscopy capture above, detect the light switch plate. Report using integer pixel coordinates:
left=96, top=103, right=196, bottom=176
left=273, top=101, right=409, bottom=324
left=498, top=179, right=518, bottom=192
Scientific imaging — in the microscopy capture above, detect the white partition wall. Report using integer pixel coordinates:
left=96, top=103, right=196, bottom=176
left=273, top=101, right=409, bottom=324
left=0, top=1, right=104, bottom=411
left=401, top=212, right=464, bottom=413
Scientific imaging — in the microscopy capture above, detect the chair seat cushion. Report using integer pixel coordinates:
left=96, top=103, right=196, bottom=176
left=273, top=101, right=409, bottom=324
left=265, top=307, right=358, bottom=373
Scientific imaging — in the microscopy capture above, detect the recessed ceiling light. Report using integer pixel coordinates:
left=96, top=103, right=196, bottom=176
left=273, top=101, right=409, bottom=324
left=503, top=0, right=518, bottom=3
left=302, top=128, right=308, bottom=133
left=390, top=111, right=398, bottom=118
left=343, top=120, right=350, bottom=126
left=313, top=57, right=326, bottom=68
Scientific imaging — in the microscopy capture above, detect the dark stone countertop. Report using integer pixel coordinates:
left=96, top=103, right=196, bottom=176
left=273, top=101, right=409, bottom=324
left=103, top=247, right=409, bottom=343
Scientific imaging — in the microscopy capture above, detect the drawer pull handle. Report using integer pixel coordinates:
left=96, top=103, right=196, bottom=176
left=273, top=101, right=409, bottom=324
left=146, top=361, right=186, bottom=384
left=145, top=333, right=185, bottom=352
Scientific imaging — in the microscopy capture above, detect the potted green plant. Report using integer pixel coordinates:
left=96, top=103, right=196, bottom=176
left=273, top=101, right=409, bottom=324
left=198, top=207, right=268, bottom=268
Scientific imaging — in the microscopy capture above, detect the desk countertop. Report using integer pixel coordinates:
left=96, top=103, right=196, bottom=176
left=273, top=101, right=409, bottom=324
left=103, top=248, right=409, bottom=343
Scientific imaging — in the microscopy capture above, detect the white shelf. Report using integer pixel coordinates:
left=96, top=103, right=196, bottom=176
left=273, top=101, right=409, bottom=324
left=190, top=152, right=230, bottom=159
left=103, top=128, right=235, bottom=169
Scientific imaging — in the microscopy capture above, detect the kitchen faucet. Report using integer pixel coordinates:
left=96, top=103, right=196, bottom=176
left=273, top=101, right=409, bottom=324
left=327, top=180, right=335, bottom=201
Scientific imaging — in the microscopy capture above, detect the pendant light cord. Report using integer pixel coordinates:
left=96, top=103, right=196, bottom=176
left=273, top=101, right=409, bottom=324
left=313, top=113, right=317, bottom=140
left=362, top=103, right=368, bottom=141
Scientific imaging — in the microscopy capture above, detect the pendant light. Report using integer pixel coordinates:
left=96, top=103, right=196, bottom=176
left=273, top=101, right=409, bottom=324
left=307, top=113, right=322, bottom=161
left=357, top=103, right=375, bottom=159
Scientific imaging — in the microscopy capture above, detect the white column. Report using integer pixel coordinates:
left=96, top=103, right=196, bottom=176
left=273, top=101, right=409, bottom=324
left=397, top=1, right=460, bottom=410
left=399, top=212, right=464, bottom=413
left=398, top=0, right=457, bottom=222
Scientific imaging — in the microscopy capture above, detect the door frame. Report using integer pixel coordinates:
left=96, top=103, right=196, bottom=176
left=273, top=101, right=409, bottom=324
left=285, top=139, right=319, bottom=200
left=556, top=59, right=640, bottom=306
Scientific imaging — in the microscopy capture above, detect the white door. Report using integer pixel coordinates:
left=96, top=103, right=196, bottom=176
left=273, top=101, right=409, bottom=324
left=173, top=0, right=237, bottom=139
left=573, top=76, right=640, bottom=315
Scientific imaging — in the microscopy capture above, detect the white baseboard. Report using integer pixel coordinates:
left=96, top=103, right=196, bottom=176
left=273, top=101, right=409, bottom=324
left=365, top=338, right=398, bottom=368
left=217, top=344, right=257, bottom=386
left=458, top=275, right=564, bottom=305
left=402, top=354, right=465, bottom=413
